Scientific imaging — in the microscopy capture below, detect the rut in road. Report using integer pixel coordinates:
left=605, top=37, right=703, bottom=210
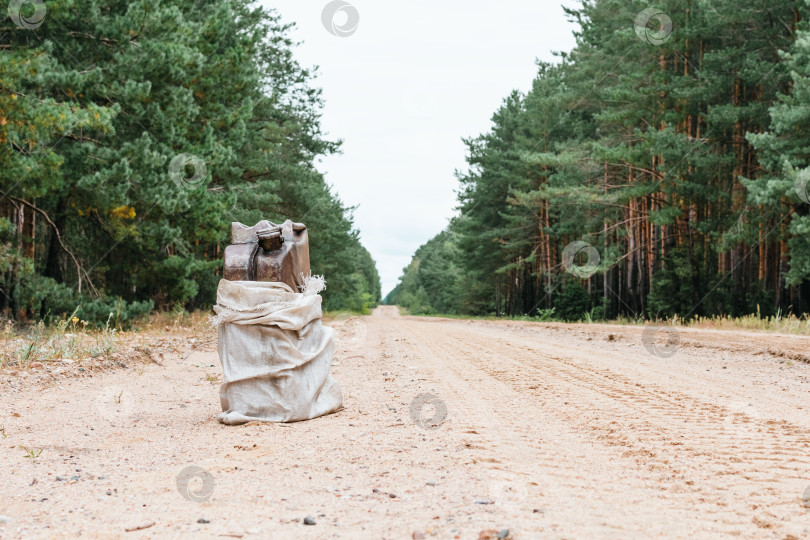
left=365, top=307, right=810, bottom=538
left=2, top=306, right=810, bottom=539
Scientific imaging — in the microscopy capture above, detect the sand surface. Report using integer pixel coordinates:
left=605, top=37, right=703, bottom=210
left=2, top=305, right=810, bottom=539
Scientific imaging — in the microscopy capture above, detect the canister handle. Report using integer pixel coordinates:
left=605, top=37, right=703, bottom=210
left=256, top=226, right=283, bottom=251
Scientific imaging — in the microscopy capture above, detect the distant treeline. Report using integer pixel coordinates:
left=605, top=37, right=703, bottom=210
left=1, top=0, right=380, bottom=325
left=388, top=0, right=810, bottom=320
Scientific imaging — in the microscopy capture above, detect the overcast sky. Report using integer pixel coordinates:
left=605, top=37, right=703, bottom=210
left=262, top=0, right=579, bottom=297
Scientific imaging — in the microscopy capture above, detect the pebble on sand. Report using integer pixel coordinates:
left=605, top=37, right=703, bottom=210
left=477, top=529, right=511, bottom=540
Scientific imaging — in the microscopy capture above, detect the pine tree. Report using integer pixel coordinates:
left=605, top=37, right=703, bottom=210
left=0, top=0, right=380, bottom=323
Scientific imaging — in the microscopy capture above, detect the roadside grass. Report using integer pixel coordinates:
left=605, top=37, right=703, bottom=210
left=0, top=308, right=118, bottom=370
left=323, top=310, right=369, bottom=323
left=6, top=304, right=805, bottom=373
left=0, top=306, right=368, bottom=379
left=19, top=445, right=43, bottom=459
left=392, top=306, right=810, bottom=335
left=0, top=308, right=216, bottom=374
left=685, top=311, right=810, bottom=335
left=140, top=308, right=211, bottom=335
left=0, top=305, right=357, bottom=375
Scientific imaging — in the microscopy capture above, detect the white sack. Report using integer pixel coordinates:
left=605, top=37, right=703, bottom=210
left=213, top=279, right=342, bottom=424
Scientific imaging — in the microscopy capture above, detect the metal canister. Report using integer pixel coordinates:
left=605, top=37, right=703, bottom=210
left=223, top=220, right=311, bottom=290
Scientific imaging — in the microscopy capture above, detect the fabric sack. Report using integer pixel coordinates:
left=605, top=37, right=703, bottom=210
left=212, top=279, right=342, bottom=424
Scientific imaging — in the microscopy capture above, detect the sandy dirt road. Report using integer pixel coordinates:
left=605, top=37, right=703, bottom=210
left=2, top=305, right=810, bottom=539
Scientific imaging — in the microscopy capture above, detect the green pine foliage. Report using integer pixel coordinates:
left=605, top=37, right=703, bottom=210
left=385, top=230, right=463, bottom=315
left=389, top=0, right=810, bottom=321
left=1, top=0, right=380, bottom=324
